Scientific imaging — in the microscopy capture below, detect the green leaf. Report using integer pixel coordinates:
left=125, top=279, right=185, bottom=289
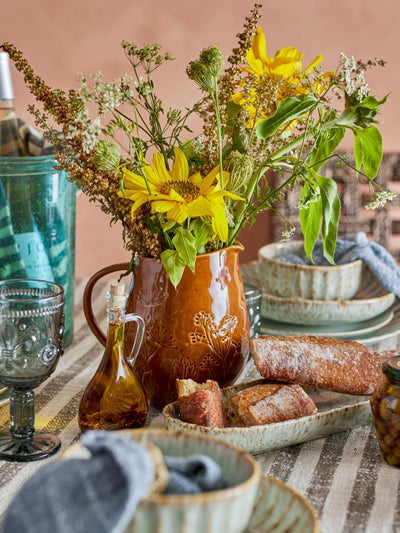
left=161, top=249, right=186, bottom=288
left=316, top=175, right=341, bottom=263
left=336, top=94, right=388, bottom=129
left=256, top=94, right=319, bottom=139
left=172, top=228, right=197, bottom=272
left=162, top=220, right=177, bottom=232
left=358, top=94, right=388, bottom=110
left=299, top=189, right=322, bottom=261
left=190, top=219, right=213, bottom=251
left=354, top=126, right=383, bottom=180
left=309, top=127, right=345, bottom=172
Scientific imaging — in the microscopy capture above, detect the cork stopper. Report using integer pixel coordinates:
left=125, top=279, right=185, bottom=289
left=108, top=281, right=127, bottom=309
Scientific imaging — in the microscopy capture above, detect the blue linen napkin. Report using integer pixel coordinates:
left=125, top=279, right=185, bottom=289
left=1, top=431, right=228, bottom=533
left=280, top=232, right=400, bottom=299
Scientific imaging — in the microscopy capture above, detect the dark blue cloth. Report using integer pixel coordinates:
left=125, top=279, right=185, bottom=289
left=281, top=232, right=400, bottom=299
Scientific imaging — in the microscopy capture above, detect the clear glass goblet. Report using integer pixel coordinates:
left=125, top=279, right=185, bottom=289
left=0, top=279, right=64, bottom=461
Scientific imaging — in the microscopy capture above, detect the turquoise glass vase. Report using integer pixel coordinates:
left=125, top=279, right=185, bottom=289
left=0, top=156, right=76, bottom=346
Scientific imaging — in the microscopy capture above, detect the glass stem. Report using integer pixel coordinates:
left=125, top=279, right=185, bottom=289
left=9, top=389, right=35, bottom=440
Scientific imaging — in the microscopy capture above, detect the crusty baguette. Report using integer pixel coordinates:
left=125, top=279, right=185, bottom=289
left=225, top=383, right=317, bottom=427
left=252, top=335, right=386, bottom=395
left=176, top=378, right=225, bottom=428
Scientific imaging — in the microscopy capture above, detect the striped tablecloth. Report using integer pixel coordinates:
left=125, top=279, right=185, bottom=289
left=0, top=279, right=399, bottom=533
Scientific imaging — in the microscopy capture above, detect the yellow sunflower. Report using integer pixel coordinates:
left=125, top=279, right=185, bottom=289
left=244, top=27, right=323, bottom=80
left=232, top=27, right=326, bottom=125
left=119, top=147, right=244, bottom=242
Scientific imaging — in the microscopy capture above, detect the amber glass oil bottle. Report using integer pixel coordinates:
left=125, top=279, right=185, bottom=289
left=78, top=281, right=148, bottom=431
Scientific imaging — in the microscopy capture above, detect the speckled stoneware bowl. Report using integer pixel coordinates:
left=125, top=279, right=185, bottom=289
left=245, top=475, right=320, bottom=532
left=257, top=241, right=363, bottom=301
left=123, top=428, right=261, bottom=533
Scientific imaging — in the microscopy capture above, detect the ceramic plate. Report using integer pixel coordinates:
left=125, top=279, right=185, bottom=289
left=245, top=475, right=319, bottom=533
left=353, top=300, right=400, bottom=351
left=241, top=262, right=395, bottom=325
left=260, top=308, right=394, bottom=339
left=162, top=380, right=371, bottom=454
left=0, top=387, right=9, bottom=407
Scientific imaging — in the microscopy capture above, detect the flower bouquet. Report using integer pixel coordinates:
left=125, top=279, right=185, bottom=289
left=0, top=4, right=392, bottom=287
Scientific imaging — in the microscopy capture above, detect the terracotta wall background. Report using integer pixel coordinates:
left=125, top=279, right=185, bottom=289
left=1, top=0, right=398, bottom=276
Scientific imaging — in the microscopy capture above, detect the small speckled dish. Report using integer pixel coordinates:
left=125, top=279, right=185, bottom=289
left=245, top=475, right=319, bottom=533
left=258, top=241, right=363, bottom=301
left=124, top=428, right=261, bottom=533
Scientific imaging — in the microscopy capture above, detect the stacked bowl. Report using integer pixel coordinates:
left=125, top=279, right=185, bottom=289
left=241, top=241, right=398, bottom=352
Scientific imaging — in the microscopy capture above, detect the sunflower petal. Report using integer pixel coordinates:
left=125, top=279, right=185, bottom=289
left=151, top=200, right=175, bottom=213
left=167, top=204, right=188, bottom=224
left=121, top=168, right=147, bottom=189
left=211, top=190, right=245, bottom=201
left=185, top=196, right=214, bottom=217
left=171, top=147, right=189, bottom=180
left=129, top=196, right=149, bottom=216
left=252, top=27, right=269, bottom=64
left=305, top=54, right=323, bottom=72
left=210, top=201, right=228, bottom=242
left=152, top=153, right=171, bottom=183
left=199, top=166, right=220, bottom=191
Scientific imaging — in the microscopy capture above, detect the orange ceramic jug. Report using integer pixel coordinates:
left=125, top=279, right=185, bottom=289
left=83, top=244, right=250, bottom=409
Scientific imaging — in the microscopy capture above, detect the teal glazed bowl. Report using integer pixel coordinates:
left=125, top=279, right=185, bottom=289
left=258, top=241, right=363, bottom=301
left=124, top=428, right=261, bottom=533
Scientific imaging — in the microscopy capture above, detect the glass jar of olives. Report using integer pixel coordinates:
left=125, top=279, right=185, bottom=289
left=370, top=355, right=400, bottom=467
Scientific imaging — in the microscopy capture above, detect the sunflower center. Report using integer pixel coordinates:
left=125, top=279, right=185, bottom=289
left=160, top=181, right=201, bottom=202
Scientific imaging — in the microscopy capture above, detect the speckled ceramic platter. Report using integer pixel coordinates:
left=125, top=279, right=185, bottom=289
left=241, top=262, right=395, bottom=326
left=245, top=475, right=319, bottom=533
left=162, top=379, right=371, bottom=454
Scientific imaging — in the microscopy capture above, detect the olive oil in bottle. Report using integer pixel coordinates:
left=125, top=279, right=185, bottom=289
left=78, top=281, right=148, bottom=431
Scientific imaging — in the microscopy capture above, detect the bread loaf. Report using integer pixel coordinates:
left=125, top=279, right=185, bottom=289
left=225, top=383, right=317, bottom=426
left=176, top=379, right=225, bottom=427
left=252, top=335, right=386, bottom=395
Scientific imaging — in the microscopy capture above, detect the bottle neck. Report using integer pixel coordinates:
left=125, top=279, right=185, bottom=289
left=0, top=100, right=16, bottom=124
left=0, top=100, right=14, bottom=113
left=106, top=307, right=126, bottom=325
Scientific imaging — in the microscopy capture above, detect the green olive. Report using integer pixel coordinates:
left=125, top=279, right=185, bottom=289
left=392, top=446, right=400, bottom=458
left=384, top=432, right=396, bottom=447
left=385, top=454, right=400, bottom=466
left=379, top=439, right=392, bottom=455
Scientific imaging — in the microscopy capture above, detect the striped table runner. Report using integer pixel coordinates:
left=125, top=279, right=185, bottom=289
left=0, top=279, right=399, bottom=533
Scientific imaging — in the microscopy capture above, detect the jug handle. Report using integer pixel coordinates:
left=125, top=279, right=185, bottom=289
left=83, top=262, right=130, bottom=346
left=124, top=313, right=145, bottom=367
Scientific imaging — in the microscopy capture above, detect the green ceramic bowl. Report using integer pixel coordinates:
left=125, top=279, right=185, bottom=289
left=124, top=428, right=261, bottom=533
left=258, top=241, right=363, bottom=301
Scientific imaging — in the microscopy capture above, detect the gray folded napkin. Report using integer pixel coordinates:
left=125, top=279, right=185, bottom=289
left=280, top=232, right=400, bottom=299
left=2, top=431, right=156, bottom=533
left=2, top=431, right=228, bottom=533
left=164, top=454, right=228, bottom=494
